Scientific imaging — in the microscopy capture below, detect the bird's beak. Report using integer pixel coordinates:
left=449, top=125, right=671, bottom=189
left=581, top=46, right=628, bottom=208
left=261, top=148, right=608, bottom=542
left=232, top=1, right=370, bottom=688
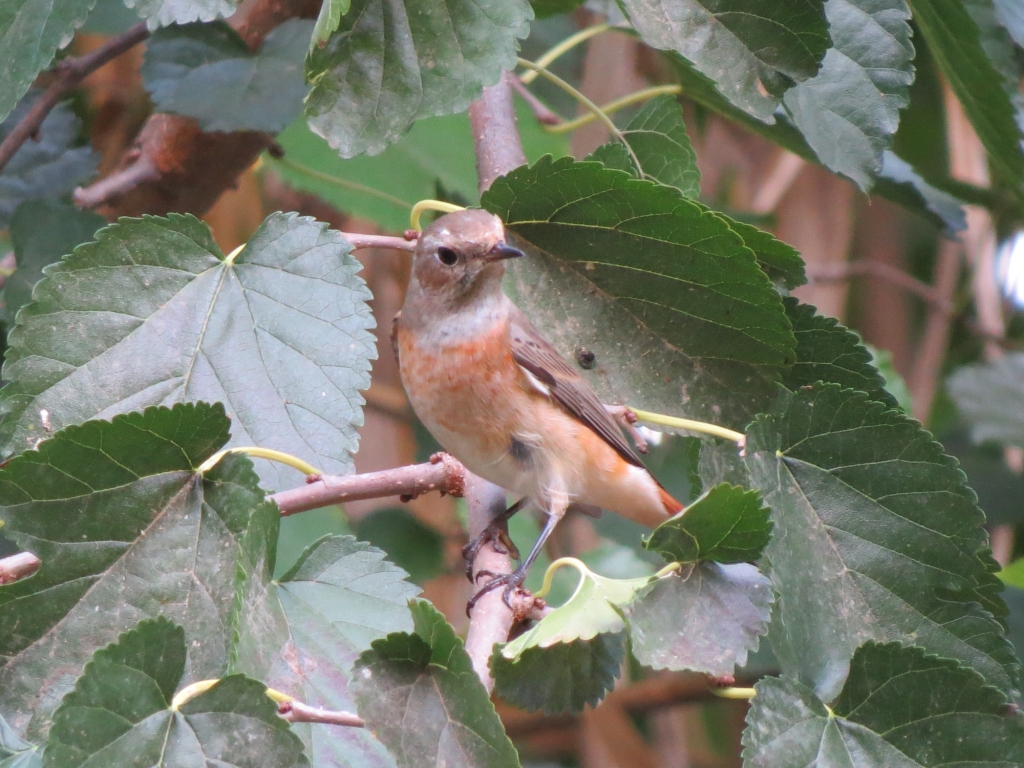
left=484, top=242, right=525, bottom=262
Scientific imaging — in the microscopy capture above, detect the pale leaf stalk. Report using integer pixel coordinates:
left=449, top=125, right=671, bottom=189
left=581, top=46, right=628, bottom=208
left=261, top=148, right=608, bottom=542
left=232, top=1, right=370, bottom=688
left=544, top=85, right=683, bottom=134
left=629, top=408, right=746, bottom=445
left=410, top=199, right=466, bottom=232
left=197, top=446, right=321, bottom=476
left=519, top=23, right=614, bottom=85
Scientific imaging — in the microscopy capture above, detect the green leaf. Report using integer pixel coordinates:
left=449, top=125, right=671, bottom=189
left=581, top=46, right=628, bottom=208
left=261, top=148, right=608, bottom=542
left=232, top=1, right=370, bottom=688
left=943, top=429, right=1024, bottom=526
left=999, top=558, right=1024, bottom=590
left=124, top=0, right=239, bottom=28
left=81, top=0, right=142, bottom=34
left=3, top=201, right=105, bottom=326
left=617, top=0, right=830, bottom=121
left=0, top=2, right=94, bottom=125
left=0, top=211, right=376, bottom=491
left=782, top=0, right=914, bottom=190
left=0, top=716, right=37, bottom=768
left=743, top=642, right=1024, bottom=767
left=0, top=403, right=261, bottom=740
left=782, top=297, right=897, bottom=408
left=230, top=503, right=416, bottom=767
left=624, top=562, right=772, bottom=675
left=489, top=631, right=626, bottom=715
left=311, top=0, right=349, bottom=50
left=948, top=353, right=1024, bottom=450
left=482, top=156, right=795, bottom=429
left=721, top=215, right=807, bottom=290
left=142, top=19, right=313, bottom=133
left=669, top=57, right=967, bottom=233
left=44, top=617, right=307, bottom=768
left=909, top=0, right=1024, bottom=191
left=304, top=0, right=533, bottom=158
left=588, top=95, right=701, bottom=197
left=355, top=507, right=445, bottom=584
left=745, top=384, right=1017, bottom=701
left=0, top=93, right=98, bottom=228
left=352, top=600, right=520, bottom=768
left=271, top=97, right=568, bottom=233
left=645, top=483, right=771, bottom=564
left=531, top=0, right=585, bottom=17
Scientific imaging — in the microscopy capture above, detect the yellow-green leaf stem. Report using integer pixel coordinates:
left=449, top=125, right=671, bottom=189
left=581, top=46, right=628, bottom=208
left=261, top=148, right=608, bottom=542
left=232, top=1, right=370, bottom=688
left=629, top=407, right=746, bottom=445
left=519, top=23, right=615, bottom=85
left=268, top=155, right=412, bottom=212
left=170, top=679, right=219, bottom=710
left=545, top=85, right=683, bottom=134
left=410, top=199, right=466, bottom=231
left=197, top=446, right=321, bottom=476
left=711, top=686, right=757, bottom=699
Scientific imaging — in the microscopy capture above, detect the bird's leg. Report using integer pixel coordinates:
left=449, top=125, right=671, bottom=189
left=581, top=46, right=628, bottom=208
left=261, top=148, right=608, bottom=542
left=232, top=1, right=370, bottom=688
left=605, top=405, right=648, bottom=454
left=467, top=501, right=566, bottom=613
left=462, top=497, right=527, bottom=581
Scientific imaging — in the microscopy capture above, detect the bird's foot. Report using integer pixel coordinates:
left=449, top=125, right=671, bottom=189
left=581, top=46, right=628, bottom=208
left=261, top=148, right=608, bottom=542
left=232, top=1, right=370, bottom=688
left=461, top=524, right=520, bottom=581
left=465, top=567, right=530, bottom=616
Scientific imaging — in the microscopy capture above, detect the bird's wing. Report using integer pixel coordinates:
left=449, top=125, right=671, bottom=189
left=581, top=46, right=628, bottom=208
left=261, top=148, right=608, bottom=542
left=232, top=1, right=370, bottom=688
left=508, top=305, right=642, bottom=468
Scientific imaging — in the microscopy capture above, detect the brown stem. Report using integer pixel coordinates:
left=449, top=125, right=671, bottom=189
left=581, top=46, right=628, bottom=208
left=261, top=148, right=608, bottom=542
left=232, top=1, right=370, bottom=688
left=278, top=700, right=364, bottom=728
left=0, top=23, right=149, bottom=177
left=469, top=72, right=528, bottom=192
left=808, top=260, right=954, bottom=314
left=510, top=77, right=561, bottom=126
left=0, top=552, right=41, bottom=585
left=270, top=453, right=466, bottom=516
left=909, top=240, right=961, bottom=421
left=343, top=233, right=416, bottom=252
left=73, top=152, right=160, bottom=209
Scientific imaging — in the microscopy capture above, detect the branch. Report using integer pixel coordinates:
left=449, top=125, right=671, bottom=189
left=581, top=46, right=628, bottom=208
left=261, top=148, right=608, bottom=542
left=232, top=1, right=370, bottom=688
left=0, top=552, right=41, bottom=585
left=278, top=700, right=364, bottom=728
left=269, top=453, right=466, bottom=516
left=807, top=260, right=954, bottom=314
left=0, top=23, right=149, bottom=177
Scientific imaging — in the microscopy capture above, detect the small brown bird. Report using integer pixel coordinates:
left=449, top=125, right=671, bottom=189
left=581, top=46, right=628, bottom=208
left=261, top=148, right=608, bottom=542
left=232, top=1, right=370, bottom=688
left=393, top=209, right=684, bottom=604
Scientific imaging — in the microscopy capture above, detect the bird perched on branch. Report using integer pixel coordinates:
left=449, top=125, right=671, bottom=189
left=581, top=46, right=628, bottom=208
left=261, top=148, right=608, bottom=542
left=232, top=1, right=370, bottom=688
left=393, top=209, right=684, bottom=608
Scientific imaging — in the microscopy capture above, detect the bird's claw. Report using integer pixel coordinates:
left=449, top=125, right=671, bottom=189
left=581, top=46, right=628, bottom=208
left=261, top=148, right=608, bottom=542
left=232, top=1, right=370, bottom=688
left=461, top=525, right=520, bottom=581
left=465, top=568, right=530, bottom=616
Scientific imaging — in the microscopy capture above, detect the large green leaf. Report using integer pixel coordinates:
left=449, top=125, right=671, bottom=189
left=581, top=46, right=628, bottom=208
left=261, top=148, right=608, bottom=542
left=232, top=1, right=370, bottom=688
left=142, top=19, right=313, bottom=133
left=44, top=617, right=307, bottom=768
left=352, top=600, right=520, bottom=768
left=617, top=0, right=830, bottom=121
left=230, top=502, right=417, bottom=768
left=355, top=507, right=445, bottom=585
left=271, top=97, right=568, bottom=233
left=0, top=211, right=375, bottom=490
left=588, top=95, right=701, bottom=198
left=644, top=483, right=772, bottom=564
left=304, top=0, right=532, bottom=158
left=909, top=0, right=1024, bottom=191
left=0, top=403, right=261, bottom=739
left=0, top=1, right=94, bottom=125
left=0, top=93, right=98, bottom=228
left=311, top=0, right=349, bottom=50
left=624, top=562, right=772, bottom=676
left=3, top=202, right=104, bottom=326
left=124, top=0, right=238, bottom=28
left=948, top=352, right=1024, bottom=449
left=782, top=0, right=914, bottom=190
left=669, top=56, right=967, bottom=233
left=745, top=384, right=1017, bottom=701
left=482, top=156, right=795, bottom=428
left=782, top=297, right=897, bottom=408
left=743, top=642, right=1024, bottom=767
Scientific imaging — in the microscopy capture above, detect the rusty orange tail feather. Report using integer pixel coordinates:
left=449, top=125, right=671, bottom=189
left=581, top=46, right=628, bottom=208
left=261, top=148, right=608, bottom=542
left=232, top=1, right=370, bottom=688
left=660, top=487, right=685, bottom=516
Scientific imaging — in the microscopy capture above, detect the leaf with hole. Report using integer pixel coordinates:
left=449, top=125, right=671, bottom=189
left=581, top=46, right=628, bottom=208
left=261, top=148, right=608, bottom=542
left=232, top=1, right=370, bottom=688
left=3, top=201, right=104, bottom=326
left=0, top=211, right=376, bottom=490
left=644, top=483, right=772, bottom=564
left=143, top=19, right=313, bottom=133
left=617, top=0, right=830, bottom=121
left=624, top=562, right=773, bottom=676
left=352, top=600, right=520, bottom=768
left=0, top=403, right=261, bottom=740
left=743, top=642, right=1024, bottom=767
left=43, top=617, right=307, bottom=768
left=304, top=0, right=532, bottom=158
left=588, top=94, right=701, bottom=198
left=745, top=384, right=1016, bottom=701
left=0, top=92, right=98, bottom=228
left=782, top=0, right=915, bottom=190
left=482, top=156, right=795, bottom=430
left=230, top=503, right=417, bottom=768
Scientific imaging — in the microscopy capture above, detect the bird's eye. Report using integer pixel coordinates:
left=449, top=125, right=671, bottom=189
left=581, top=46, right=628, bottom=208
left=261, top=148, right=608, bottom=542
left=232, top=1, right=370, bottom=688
left=437, top=246, right=459, bottom=266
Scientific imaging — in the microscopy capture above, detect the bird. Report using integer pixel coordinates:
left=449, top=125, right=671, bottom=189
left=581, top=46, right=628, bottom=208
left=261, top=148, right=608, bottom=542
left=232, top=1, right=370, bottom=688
left=392, top=209, right=684, bottom=607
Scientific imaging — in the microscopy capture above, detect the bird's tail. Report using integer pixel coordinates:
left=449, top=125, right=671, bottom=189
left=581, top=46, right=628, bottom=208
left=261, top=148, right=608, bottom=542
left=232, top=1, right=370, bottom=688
left=659, top=487, right=685, bottom=516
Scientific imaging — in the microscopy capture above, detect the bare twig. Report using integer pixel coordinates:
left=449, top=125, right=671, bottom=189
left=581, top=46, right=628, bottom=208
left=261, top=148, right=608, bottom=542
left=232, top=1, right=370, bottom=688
left=808, top=260, right=954, bottom=314
left=278, top=700, right=364, bottom=728
left=342, top=233, right=416, bottom=252
left=0, top=552, right=41, bottom=585
left=73, top=152, right=160, bottom=209
left=270, top=453, right=466, bottom=516
left=0, top=23, right=149, bottom=177
left=750, top=149, right=805, bottom=215
left=910, top=240, right=962, bottom=421
left=510, top=77, right=561, bottom=126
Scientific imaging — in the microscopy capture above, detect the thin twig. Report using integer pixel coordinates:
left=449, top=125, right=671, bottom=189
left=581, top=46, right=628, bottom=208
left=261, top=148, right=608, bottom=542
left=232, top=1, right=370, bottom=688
left=73, top=152, right=160, bottom=209
left=269, top=453, right=466, bottom=516
left=0, top=23, right=149, bottom=176
left=278, top=700, right=364, bottom=728
left=0, top=552, right=41, bottom=585
left=340, top=232, right=416, bottom=252
left=807, top=260, right=954, bottom=314
left=510, top=77, right=561, bottom=125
